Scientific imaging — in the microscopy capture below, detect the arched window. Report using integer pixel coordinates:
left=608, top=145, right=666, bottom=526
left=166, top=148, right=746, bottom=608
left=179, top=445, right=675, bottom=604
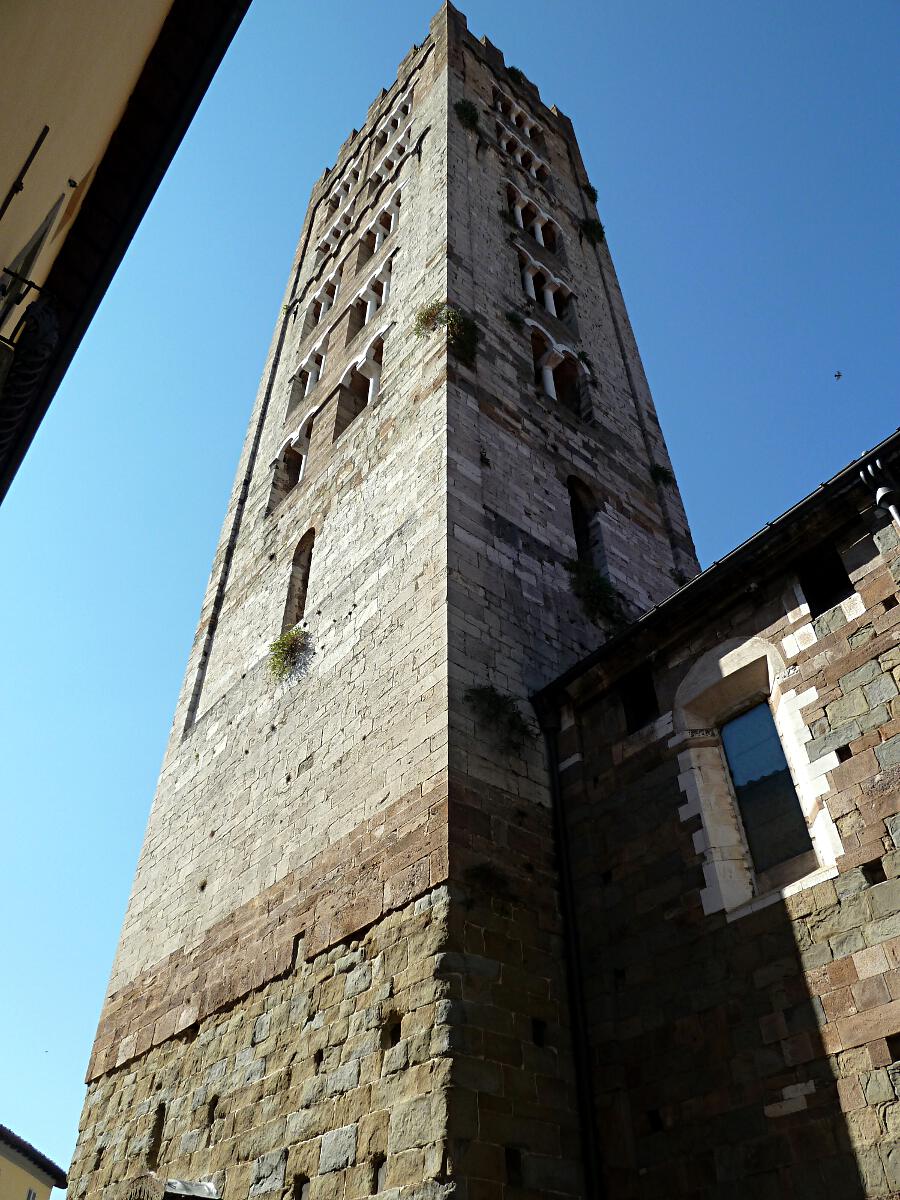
left=554, top=356, right=581, bottom=414
left=567, top=476, right=607, bottom=572
left=283, top=531, right=315, bottom=632
left=268, top=416, right=313, bottom=512
left=531, top=334, right=584, bottom=416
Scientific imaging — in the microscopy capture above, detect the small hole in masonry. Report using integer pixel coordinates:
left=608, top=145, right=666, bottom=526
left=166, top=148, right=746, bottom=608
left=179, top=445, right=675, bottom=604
left=885, top=595, right=898, bottom=611
left=531, top=1017, right=547, bottom=1047
left=887, top=1033, right=900, bottom=1063
left=313, top=1047, right=324, bottom=1072
left=371, top=1155, right=388, bottom=1194
left=381, top=1013, right=402, bottom=1049
left=647, top=1109, right=664, bottom=1133
left=835, top=745, right=852, bottom=762
left=862, top=858, right=887, bottom=886
left=198, top=879, right=207, bottom=892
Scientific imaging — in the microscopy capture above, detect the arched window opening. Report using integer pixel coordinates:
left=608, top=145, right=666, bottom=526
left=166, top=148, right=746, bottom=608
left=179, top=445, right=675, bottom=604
left=532, top=336, right=584, bottom=415
left=567, top=476, right=607, bottom=573
left=291, top=349, right=326, bottom=410
left=356, top=228, right=378, bottom=269
left=554, top=356, right=581, bottom=415
left=283, top=531, right=315, bottom=633
left=346, top=297, right=368, bottom=346
left=530, top=330, right=549, bottom=390
left=555, top=288, right=577, bottom=330
left=270, top=444, right=305, bottom=509
left=268, top=418, right=312, bottom=513
left=334, top=370, right=370, bottom=440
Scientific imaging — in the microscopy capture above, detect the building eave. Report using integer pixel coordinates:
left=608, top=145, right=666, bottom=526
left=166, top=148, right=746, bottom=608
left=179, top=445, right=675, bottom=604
left=534, top=425, right=900, bottom=716
left=0, top=1124, right=68, bottom=1190
left=0, top=0, right=252, bottom=506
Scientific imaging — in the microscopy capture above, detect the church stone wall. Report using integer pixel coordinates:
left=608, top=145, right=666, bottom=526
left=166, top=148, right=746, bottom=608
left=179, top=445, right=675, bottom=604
left=552, top=508, right=900, bottom=1197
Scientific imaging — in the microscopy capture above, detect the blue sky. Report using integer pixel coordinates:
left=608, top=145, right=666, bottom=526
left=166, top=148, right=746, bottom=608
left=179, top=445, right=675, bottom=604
left=1, top=0, right=897, bottom=1169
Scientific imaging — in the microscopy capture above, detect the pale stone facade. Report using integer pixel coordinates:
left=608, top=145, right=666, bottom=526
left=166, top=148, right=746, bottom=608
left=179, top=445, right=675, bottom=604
left=69, top=6, right=698, bottom=1199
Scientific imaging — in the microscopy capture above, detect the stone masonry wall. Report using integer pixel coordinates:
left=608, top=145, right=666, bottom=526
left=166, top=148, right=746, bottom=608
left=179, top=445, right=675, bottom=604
left=71, top=889, right=456, bottom=1200
left=554, top=510, right=900, bottom=1197
left=104, top=21, right=451, bottom=996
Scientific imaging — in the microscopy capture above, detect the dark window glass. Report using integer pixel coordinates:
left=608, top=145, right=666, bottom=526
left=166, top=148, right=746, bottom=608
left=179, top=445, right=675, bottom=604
left=721, top=703, right=812, bottom=874
left=796, top=546, right=854, bottom=618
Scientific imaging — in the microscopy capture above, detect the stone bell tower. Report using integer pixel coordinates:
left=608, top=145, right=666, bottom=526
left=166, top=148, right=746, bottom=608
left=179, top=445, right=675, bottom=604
left=68, top=6, right=697, bottom=1199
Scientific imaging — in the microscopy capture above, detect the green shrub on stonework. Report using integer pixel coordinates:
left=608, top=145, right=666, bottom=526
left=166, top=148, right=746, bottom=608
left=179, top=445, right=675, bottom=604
left=507, top=66, right=526, bottom=87
left=564, top=560, right=626, bottom=626
left=650, top=463, right=676, bottom=487
left=268, top=627, right=310, bottom=681
left=454, top=98, right=479, bottom=132
left=580, top=217, right=606, bottom=246
left=413, top=302, right=479, bottom=368
left=465, top=685, right=532, bottom=751
left=583, top=182, right=598, bottom=204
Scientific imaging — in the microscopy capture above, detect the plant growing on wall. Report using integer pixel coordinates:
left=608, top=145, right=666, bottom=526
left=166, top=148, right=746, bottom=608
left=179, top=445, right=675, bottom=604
left=268, top=627, right=311, bottom=681
left=650, top=463, right=675, bottom=487
left=454, top=98, right=479, bottom=132
left=414, top=301, right=479, bottom=368
left=465, top=685, right=532, bottom=751
left=583, top=182, right=598, bottom=204
left=564, top=560, right=626, bottom=626
left=579, top=217, right=606, bottom=246
left=507, top=66, right=526, bottom=87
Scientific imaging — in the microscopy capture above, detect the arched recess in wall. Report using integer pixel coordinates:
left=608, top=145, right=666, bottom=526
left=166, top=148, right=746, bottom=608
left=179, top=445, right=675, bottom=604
left=282, top=530, right=315, bottom=633
left=566, top=475, right=607, bottom=573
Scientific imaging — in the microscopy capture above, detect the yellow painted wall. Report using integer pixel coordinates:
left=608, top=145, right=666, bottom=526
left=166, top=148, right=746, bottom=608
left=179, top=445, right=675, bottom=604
left=0, top=1149, right=54, bottom=1200
left=1, top=0, right=174, bottom=333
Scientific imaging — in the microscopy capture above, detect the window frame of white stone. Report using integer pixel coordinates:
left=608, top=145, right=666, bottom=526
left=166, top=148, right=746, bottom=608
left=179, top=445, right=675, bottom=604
left=670, top=635, right=843, bottom=920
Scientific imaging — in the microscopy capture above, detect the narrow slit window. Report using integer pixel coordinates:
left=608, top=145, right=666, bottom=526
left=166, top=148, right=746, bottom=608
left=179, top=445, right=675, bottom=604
left=720, top=702, right=813, bottom=875
left=283, top=532, right=315, bottom=632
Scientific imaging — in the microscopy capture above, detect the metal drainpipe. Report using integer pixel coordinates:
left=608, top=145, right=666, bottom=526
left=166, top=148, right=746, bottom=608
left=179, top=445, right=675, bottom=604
left=538, top=703, right=606, bottom=1199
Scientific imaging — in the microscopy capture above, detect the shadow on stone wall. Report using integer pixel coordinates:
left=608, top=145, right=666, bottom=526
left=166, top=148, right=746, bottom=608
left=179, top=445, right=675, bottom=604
left=567, top=755, right=880, bottom=1199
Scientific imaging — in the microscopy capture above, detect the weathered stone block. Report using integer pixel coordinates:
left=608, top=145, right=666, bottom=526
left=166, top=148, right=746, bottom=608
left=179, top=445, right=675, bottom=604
left=319, top=1124, right=358, bottom=1174
left=250, top=1148, right=287, bottom=1195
